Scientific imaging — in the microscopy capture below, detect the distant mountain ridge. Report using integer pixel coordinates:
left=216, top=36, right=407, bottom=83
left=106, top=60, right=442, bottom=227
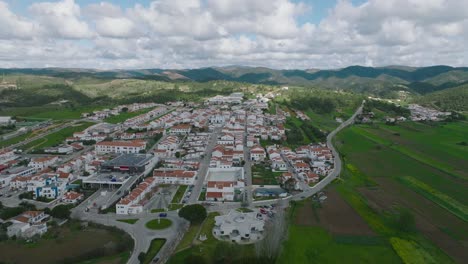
left=3, top=65, right=468, bottom=95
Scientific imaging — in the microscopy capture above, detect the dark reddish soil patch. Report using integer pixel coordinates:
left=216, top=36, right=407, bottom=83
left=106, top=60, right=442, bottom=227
left=316, top=188, right=375, bottom=236
left=295, top=188, right=375, bottom=236
left=294, top=199, right=318, bottom=226
left=359, top=177, right=468, bottom=263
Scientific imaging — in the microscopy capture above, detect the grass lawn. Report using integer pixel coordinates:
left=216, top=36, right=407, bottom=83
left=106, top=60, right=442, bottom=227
left=141, top=239, right=166, bottom=264
left=171, top=185, right=188, bottom=203
left=146, top=219, right=172, bottom=230
left=252, top=164, right=282, bottom=185
left=21, top=122, right=94, bottom=151
left=199, top=190, right=206, bottom=201
left=117, top=219, right=139, bottom=224
left=175, top=222, right=201, bottom=251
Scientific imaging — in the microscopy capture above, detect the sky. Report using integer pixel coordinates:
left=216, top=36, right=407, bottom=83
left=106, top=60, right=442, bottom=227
left=0, top=0, right=467, bottom=69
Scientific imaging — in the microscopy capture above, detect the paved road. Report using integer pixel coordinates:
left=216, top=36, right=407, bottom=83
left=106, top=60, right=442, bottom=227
left=243, top=114, right=253, bottom=205
left=72, top=198, right=188, bottom=264
left=187, top=127, right=222, bottom=204
left=253, top=101, right=364, bottom=206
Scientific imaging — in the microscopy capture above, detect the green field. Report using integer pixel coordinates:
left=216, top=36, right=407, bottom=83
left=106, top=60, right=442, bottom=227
left=0, top=131, right=34, bottom=148
left=277, top=225, right=401, bottom=263
left=21, top=122, right=94, bottom=151
left=332, top=120, right=467, bottom=263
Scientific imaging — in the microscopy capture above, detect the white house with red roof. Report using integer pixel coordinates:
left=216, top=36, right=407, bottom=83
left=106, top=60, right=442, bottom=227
left=95, top=140, right=146, bottom=154
left=116, top=177, right=157, bottom=215
left=169, top=124, right=192, bottom=135
left=250, top=146, right=266, bottom=162
left=62, top=191, right=84, bottom=204
left=153, top=169, right=197, bottom=185
left=28, top=156, right=59, bottom=171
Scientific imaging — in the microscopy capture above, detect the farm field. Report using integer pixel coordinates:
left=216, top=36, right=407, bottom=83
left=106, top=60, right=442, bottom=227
left=277, top=195, right=401, bottom=264
left=21, top=122, right=94, bottom=152
left=333, top=121, right=468, bottom=263
left=0, top=222, right=133, bottom=264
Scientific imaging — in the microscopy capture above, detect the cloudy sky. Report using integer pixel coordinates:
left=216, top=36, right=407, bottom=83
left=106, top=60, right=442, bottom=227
left=1, top=0, right=467, bottom=69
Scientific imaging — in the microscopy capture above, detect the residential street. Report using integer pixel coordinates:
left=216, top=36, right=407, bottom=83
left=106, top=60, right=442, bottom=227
left=187, top=127, right=222, bottom=204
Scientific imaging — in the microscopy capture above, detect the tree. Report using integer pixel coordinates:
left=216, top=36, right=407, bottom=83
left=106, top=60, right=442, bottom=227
left=175, top=152, right=181, bottom=158
left=282, top=178, right=296, bottom=192
left=178, top=204, right=207, bottom=224
left=50, top=204, right=72, bottom=219
left=138, top=252, right=146, bottom=263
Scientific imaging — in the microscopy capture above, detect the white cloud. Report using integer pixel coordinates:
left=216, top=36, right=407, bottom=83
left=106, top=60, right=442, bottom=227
left=0, top=1, right=35, bottom=39
left=0, top=0, right=467, bottom=69
left=29, top=0, right=92, bottom=39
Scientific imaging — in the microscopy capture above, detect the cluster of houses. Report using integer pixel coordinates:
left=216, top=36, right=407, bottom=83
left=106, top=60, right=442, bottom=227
left=408, top=104, right=451, bottom=121
left=67, top=122, right=120, bottom=143
left=123, top=105, right=169, bottom=128
left=116, top=177, right=158, bottom=215
left=6, top=211, right=49, bottom=239
left=81, top=103, right=158, bottom=121
left=294, top=110, right=310, bottom=121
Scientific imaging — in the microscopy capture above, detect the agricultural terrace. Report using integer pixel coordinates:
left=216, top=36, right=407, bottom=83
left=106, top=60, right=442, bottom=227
left=278, top=193, right=401, bottom=264
left=333, top=120, right=468, bottom=263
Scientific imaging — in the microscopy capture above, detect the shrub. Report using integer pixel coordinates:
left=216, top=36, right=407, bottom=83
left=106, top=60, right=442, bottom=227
left=178, top=204, right=207, bottom=224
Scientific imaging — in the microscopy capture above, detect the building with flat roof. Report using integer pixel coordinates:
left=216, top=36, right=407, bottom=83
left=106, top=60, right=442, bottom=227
left=100, top=154, right=156, bottom=174
left=83, top=154, right=157, bottom=188
left=213, top=210, right=264, bottom=243
left=95, top=140, right=146, bottom=154
left=205, top=167, right=245, bottom=202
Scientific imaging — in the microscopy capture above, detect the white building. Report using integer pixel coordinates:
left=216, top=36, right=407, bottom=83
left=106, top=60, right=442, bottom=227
left=213, top=210, right=264, bottom=243
left=116, top=177, right=157, bottom=215
left=29, top=156, right=59, bottom=171
left=153, top=169, right=197, bottom=185
left=0, top=116, right=15, bottom=126
left=95, top=140, right=147, bottom=154
left=205, top=167, right=245, bottom=202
